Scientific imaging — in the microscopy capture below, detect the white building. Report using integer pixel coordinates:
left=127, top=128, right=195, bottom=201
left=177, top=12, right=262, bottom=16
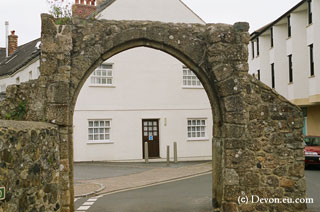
left=0, top=0, right=213, bottom=161
left=249, top=0, right=320, bottom=137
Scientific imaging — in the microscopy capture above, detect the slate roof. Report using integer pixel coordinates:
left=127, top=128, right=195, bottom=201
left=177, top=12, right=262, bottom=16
left=250, top=0, right=306, bottom=40
left=0, top=38, right=40, bottom=77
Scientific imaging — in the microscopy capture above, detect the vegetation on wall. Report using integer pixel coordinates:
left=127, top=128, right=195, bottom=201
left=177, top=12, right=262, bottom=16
left=47, top=0, right=72, bottom=24
left=5, top=100, right=27, bottom=120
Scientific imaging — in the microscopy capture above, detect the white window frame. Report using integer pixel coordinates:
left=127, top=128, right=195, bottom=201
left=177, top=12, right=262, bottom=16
left=182, top=66, right=202, bottom=88
left=90, top=63, right=115, bottom=87
left=87, top=119, right=113, bottom=144
left=187, top=118, right=208, bottom=141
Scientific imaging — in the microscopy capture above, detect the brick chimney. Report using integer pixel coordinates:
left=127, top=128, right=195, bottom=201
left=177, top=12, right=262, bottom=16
left=8, top=30, right=18, bottom=56
left=72, top=0, right=97, bottom=19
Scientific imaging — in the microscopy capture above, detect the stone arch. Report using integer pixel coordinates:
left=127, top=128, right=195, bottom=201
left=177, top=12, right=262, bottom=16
left=0, top=14, right=306, bottom=212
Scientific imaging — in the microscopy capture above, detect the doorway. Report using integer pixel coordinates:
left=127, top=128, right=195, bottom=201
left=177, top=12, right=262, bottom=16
left=142, top=119, right=160, bottom=158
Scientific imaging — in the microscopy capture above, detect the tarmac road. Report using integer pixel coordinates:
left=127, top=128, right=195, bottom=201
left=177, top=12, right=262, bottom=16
left=75, top=173, right=212, bottom=212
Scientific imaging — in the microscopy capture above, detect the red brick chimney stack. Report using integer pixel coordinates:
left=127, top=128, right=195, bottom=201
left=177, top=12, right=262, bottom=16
left=8, top=30, right=18, bottom=56
left=72, top=0, right=97, bottom=18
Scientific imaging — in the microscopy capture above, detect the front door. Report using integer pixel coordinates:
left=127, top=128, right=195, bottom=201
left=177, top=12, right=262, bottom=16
left=142, top=119, right=160, bottom=158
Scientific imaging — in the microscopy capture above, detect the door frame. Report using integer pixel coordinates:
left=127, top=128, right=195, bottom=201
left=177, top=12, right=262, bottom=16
left=142, top=118, right=160, bottom=158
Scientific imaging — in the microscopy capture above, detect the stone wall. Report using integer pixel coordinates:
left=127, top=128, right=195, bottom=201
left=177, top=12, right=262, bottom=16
left=0, top=80, right=46, bottom=121
left=0, top=120, right=60, bottom=212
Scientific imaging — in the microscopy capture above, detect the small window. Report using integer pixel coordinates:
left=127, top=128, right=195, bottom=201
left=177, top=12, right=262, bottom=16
left=182, top=66, right=202, bottom=88
left=29, top=71, right=32, bottom=80
left=308, top=0, right=312, bottom=25
left=16, top=77, right=20, bottom=84
left=88, top=120, right=111, bottom=142
left=256, top=37, right=259, bottom=56
left=90, top=64, right=113, bottom=85
left=270, top=27, right=274, bottom=48
left=271, top=63, right=275, bottom=89
left=251, top=41, right=255, bottom=59
left=288, top=55, right=293, bottom=83
left=187, top=119, right=206, bottom=139
left=0, top=84, right=6, bottom=93
left=287, top=15, right=291, bottom=37
left=309, top=44, right=314, bottom=76
left=257, top=70, right=260, bottom=80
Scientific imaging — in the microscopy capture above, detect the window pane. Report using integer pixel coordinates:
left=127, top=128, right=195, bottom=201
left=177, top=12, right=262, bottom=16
left=99, top=128, right=105, bottom=133
left=94, top=135, right=99, bottom=140
left=144, top=132, right=148, bottom=136
left=154, top=132, right=158, bottom=136
left=89, top=121, right=93, bottom=127
left=94, top=121, right=99, bottom=126
left=89, top=135, right=93, bottom=140
left=100, top=121, right=104, bottom=126
left=94, top=128, right=98, bottom=133
left=153, top=121, right=157, bottom=126
left=100, top=134, right=104, bottom=140
left=106, top=121, right=110, bottom=126
left=88, top=128, right=93, bottom=133
left=105, top=134, right=110, bottom=140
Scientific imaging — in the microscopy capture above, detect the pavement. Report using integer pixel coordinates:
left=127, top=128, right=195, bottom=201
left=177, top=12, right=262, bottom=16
left=74, top=160, right=212, bottom=197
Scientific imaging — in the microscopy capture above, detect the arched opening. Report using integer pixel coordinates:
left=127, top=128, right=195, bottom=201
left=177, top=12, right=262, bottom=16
left=70, top=39, right=223, bottom=211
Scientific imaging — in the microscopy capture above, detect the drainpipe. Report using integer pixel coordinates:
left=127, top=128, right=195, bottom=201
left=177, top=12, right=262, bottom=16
left=5, top=21, right=9, bottom=57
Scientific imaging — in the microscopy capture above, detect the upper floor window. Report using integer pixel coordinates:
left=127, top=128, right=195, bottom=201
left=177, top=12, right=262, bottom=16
left=182, top=66, right=202, bottom=88
left=309, top=44, right=314, bottom=76
left=287, top=15, right=291, bottom=37
left=257, top=70, right=261, bottom=80
left=308, top=0, right=312, bottom=25
left=251, top=41, right=255, bottom=58
left=187, top=119, right=206, bottom=139
left=270, top=27, right=274, bottom=48
left=256, top=37, right=260, bottom=56
left=90, top=64, right=113, bottom=85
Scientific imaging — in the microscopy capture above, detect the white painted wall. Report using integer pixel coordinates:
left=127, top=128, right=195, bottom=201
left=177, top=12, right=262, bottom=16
left=74, top=47, right=212, bottom=161
left=96, top=0, right=205, bottom=24
left=0, top=58, right=40, bottom=92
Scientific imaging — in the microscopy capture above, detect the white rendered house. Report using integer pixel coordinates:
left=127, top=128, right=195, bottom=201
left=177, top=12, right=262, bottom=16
left=249, top=0, right=320, bottom=136
left=73, top=0, right=212, bottom=161
left=0, top=0, right=213, bottom=161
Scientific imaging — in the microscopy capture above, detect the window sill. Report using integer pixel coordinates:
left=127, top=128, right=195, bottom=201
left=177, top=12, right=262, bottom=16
left=309, top=75, right=315, bottom=79
left=87, top=141, right=114, bottom=144
left=288, top=82, right=293, bottom=85
left=187, top=138, right=209, bottom=142
left=89, top=85, right=116, bottom=88
left=306, top=23, right=313, bottom=28
left=182, top=86, right=203, bottom=89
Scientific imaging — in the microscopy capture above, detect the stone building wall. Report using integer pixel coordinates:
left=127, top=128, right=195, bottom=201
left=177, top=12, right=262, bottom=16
left=0, top=120, right=60, bottom=212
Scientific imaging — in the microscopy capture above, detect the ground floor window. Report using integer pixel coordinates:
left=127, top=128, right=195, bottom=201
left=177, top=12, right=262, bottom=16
left=88, top=120, right=111, bottom=142
left=187, top=119, right=206, bottom=139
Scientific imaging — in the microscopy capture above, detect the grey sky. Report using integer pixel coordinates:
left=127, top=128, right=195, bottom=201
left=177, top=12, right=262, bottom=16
left=0, top=0, right=302, bottom=47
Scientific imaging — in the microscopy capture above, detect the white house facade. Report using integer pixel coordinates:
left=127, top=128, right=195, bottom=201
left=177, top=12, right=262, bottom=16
left=0, top=0, right=213, bottom=161
left=249, top=0, right=320, bottom=137
left=73, top=0, right=211, bottom=161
